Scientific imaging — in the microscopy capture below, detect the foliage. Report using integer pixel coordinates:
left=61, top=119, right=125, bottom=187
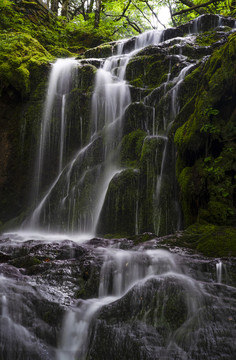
left=2, top=0, right=235, bottom=51
left=171, top=0, right=235, bottom=26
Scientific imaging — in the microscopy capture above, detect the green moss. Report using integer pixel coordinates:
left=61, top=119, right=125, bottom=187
left=175, top=33, right=236, bottom=153
left=77, top=64, right=97, bottom=92
left=163, top=223, right=236, bottom=257
left=183, top=223, right=236, bottom=257
left=126, top=54, right=170, bottom=89
left=123, top=102, right=153, bottom=134
left=84, top=44, right=113, bottom=58
left=174, top=33, right=236, bottom=228
left=120, top=129, right=146, bottom=168
left=46, top=46, right=75, bottom=58
left=140, top=136, right=165, bottom=172
left=129, top=232, right=156, bottom=245
left=0, top=0, right=68, bottom=48
left=0, top=32, right=53, bottom=97
left=196, top=31, right=224, bottom=46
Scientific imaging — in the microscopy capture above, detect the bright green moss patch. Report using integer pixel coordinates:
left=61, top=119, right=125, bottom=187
left=0, top=32, right=54, bottom=97
left=46, top=46, right=75, bottom=58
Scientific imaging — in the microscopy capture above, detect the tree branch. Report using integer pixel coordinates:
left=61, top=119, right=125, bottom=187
left=179, top=0, right=205, bottom=14
left=173, top=0, right=220, bottom=16
left=142, top=0, right=166, bottom=29
left=114, top=0, right=132, bottom=21
left=105, top=13, right=142, bottom=33
left=168, top=0, right=177, bottom=27
left=130, top=0, right=154, bottom=28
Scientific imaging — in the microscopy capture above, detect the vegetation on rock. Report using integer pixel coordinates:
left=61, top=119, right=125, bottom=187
left=0, top=0, right=235, bottom=256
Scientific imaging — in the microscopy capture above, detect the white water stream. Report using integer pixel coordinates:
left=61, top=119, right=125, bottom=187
left=25, top=29, right=165, bottom=236
left=2, top=15, right=236, bottom=360
left=33, top=58, right=78, bottom=203
left=57, top=248, right=203, bottom=360
left=22, top=20, right=200, bottom=239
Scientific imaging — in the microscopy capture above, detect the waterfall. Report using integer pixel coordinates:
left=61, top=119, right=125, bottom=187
left=1, top=14, right=236, bottom=360
left=57, top=248, right=203, bottom=360
left=24, top=29, right=166, bottom=236
left=20, top=12, right=232, bottom=239
left=216, top=261, right=223, bottom=283
left=32, top=58, right=78, bottom=205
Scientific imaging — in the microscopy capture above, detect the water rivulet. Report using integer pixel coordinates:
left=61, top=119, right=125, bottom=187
left=1, top=14, right=236, bottom=360
left=18, top=14, right=235, bottom=238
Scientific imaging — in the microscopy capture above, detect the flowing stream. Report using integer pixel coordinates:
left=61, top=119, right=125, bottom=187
left=56, top=247, right=204, bottom=360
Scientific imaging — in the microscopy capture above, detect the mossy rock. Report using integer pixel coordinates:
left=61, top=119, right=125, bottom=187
left=46, top=46, right=75, bottom=58
left=128, top=232, right=156, bottom=245
left=9, top=255, right=41, bottom=268
left=196, top=31, right=227, bottom=47
left=177, top=162, right=207, bottom=226
left=174, top=33, right=236, bottom=227
left=84, top=44, right=113, bottom=58
left=181, top=223, right=236, bottom=257
left=126, top=53, right=169, bottom=89
left=77, top=64, right=97, bottom=92
left=120, top=129, right=147, bottom=168
left=175, top=32, right=236, bottom=153
left=123, top=102, right=153, bottom=135
left=0, top=32, right=53, bottom=98
left=96, top=169, right=139, bottom=236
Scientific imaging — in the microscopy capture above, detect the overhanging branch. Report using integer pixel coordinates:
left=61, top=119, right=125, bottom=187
left=172, top=0, right=220, bottom=16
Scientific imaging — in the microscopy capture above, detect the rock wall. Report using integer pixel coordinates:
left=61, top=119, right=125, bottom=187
left=96, top=16, right=236, bottom=235
left=0, top=14, right=235, bottom=235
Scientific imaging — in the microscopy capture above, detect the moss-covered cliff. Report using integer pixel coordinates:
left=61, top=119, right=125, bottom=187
left=174, top=32, right=236, bottom=228
left=0, top=7, right=235, bottom=257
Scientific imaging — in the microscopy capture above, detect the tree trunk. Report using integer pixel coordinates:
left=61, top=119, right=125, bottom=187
left=179, top=0, right=205, bottom=14
left=88, top=0, right=95, bottom=13
left=51, top=0, right=58, bottom=15
left=94, top=0, right=101, bottom=28
left=61, top=0, right=69, bottom=18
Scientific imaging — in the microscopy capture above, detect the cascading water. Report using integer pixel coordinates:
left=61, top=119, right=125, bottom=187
left=23, top=13, right=233, bottom=238
left=32, top=58, right=78, bottom=205
left=2, top=14, right=236, bottom=360
left=24, top=29, right=165, bottom=236
left=57, top=247, right=204, bottom=360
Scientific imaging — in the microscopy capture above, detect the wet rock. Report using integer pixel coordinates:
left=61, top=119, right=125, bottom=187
left=84, top=44, right=114, bottom=58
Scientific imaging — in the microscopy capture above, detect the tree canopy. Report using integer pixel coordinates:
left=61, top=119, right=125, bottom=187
left=45, top=0, right=235, bottom=40
left=2, top=0, right=235, bottom=48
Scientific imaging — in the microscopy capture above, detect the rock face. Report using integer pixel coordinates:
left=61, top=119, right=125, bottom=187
left=0, top=233, right=235, bottom=359
left=0, top=13, right=236, bottom=360
left=0, top=14, right=236, bottom=237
